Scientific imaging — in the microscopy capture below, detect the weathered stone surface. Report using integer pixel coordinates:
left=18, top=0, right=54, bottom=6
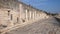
left=0, top=0, right=54, bottom=34
left=6, top=17, right=60, bottom=34
left=0, top=0, right=49, bottom=30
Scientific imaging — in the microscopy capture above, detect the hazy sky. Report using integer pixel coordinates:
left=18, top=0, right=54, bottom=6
left=19, top=0, right=60, bottom=13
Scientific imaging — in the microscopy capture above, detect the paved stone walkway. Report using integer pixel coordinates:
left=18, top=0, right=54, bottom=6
left=5, top=17, right=60, bottom=34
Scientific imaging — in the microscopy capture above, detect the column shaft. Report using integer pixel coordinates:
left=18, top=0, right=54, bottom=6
left=35, top=11, right=37, bottom=19
left=26, top=9, right=28, bottom=21
left=33, top=12, right=35, bottom=20
left=29, top=11, right=32, bottom=20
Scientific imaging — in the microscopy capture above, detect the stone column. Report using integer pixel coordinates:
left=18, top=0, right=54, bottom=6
left=19, top=4, right=23, bottom=23
left=33, top=12, right=35, bottom=20
left=38, top=12, right=41, bottom=19
left=39, top=14, right=40, bottom=18
left=36, top=12, right=39, bottom=19
left=26, top=9, right=28, bottom=21
left=35, top=11, right=37, bottom=19
left=29, top=11, right=32, bottom=20
left=37, top=13, right=39, bottom=19
left=38, top=12, right=39, bottom=18
left=28, top=11, right=29, bottom=20
left=34, top=11, right=36, bottom=19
